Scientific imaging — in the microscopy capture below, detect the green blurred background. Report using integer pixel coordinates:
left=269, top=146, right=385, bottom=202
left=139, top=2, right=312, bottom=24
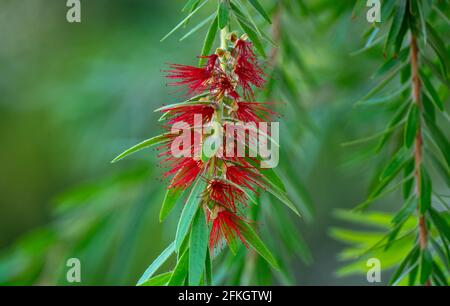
left=0, top=0, right=416, bottom=285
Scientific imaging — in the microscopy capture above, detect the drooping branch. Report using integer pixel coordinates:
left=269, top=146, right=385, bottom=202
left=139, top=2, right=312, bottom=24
left=410, top=34, right=430, bottom=286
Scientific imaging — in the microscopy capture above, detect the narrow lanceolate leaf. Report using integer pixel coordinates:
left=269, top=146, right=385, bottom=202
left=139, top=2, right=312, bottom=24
left=248, top=0, right=271, bottom=24
left=425, top=116, right=450, bottom=168
left=180, top=13, right=216, bottom=41
left=182, top=0, right=201, bottom=12
left=426, top=22, right=449, bottom=77
left=260, top=168, right=286, bottom=192
left=239, top=222, right=280, bottom=270
left=140, top=272, right=172, bottom=286
left=159, top=186, right=184, bottom=222
left=175, top=178, right=207, bottom=251
left=199, top=15, right=218, bottom=66
left=384, top=0, right=406, bottom=54
left=231, top=3, right=265, bottom=57
left=167, top=250, right=190, bottom=286
left=420, top=71, right=444, bottom=111
left=389, top=246, right=419, bottom=285
left=419, top=165, right=432, bottom=214
left=111, top=134, right=170, bottom=163
left=404, top=104, right=419, bottom=148
left=419, top=249, right=433, bottom=285
left=392, top=196, right=416, bottom=225
left=263, top=180, right=301, bottom=217
left=372, top=48, right=408, bottom=79
left=205, top=248, right=212, bottom=285
left=189, top=209, right=208, bottom=285
left=429, top=209, right=450, bottom=243
left=218, top=1, right=229, bottom=29
left=379, top=148, right=408, bottom=181
left=161, top=0, right=209, bottom=42
left=137, top=242, right=175, bottom=285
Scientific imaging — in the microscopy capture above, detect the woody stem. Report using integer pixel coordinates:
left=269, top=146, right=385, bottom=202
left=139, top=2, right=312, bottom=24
left=410, top=34, right=430, bottom=286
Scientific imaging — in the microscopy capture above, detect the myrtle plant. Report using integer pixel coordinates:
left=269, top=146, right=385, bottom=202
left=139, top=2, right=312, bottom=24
left=112, top=0, right=305, bottom=286
left=333, top=0, right=449, bottom=285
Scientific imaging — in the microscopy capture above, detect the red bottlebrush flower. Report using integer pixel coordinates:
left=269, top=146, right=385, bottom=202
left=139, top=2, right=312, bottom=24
left=157, top=131, right=203, bottom=190
left=208, top=209, right=247, bottom=250
left=235, top=101, right=276, bottom=123
left=210, top=72, right=240, bottom=100
left=233, top=39, right=265, bottom=100
left=166, top=54, right=220, bottom=97
left=207, top=179, right=247, bottom=212
left=225, top=165, right=262, bottom=192
left=164, top=157, right=203, bottom=190
left=162, top=103, right=215, bottom=126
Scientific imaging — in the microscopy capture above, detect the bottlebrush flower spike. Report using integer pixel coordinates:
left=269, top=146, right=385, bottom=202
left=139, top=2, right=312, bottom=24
left=210, top=72, right=240, bottom=100
left=161, top=103, right=215, bottom=126
left=234, top=101, right=276, bottom=123
left=157, top=131, right=203, bottom=190
left=208, top=208, right=248, bottom=251
left=233, top=39, right=266, bottom=100
left=165, top=157, right=203, bottom=190
left=207, top=179, right=247, bottom=212
left=166, top=54, right=220, bottom=97
left=225, top=165, right=263, bottom=193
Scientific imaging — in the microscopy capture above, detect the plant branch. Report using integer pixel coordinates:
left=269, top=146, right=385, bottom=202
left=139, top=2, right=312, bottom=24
left=410, top=34, right=430, bottom=286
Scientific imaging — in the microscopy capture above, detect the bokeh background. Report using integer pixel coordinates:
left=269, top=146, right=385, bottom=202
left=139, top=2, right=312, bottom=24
left=1, top=0, right=441, bottom=285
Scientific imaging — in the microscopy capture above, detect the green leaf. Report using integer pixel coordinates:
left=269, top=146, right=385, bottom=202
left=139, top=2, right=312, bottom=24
left=426, top=22, right=448, bottom=78
left=231, top=3, right=265, bottom=57
left=155, top=97, right=211, bottom=114
left=245, top=158, right=286, bottom=192
left=419, top=165, right=432, bottom=214
left=182, top=0, right=201, bottom=12
left=180, top=14, right=216, bottom=41
left=371, top=48, right=408, bottom=79
left=218, top=1, right=229, bottom=29
left=159, top=185, right=184, bottom=222
left=205, top=248, right=212, bottom=285
left=199, top=15, right=218, bottom=66
left=388, top=246, right=419, bottom=285
left=161, top=0, right=209, bottom=42
left=261, top=168, right=287, bottom=193
left=175, top=178, right=207, bottom=251
left=167, top=249, right=190, bottom=286
left=137, top=241, right=175, bottom=285
left=239, top=222, right=280, bottom=270
left=376, top=101, right=410, bottom=152
left=139, top=272, right=172, bottom=286
left=380, top=148, right=408, bottom=181
left=429, top=208, right=450, bottom=243
left=264, top=181, right=301, bottom=217
left=419, top=248, right=433, bottom=285
left=432, top=262, right=448, bottom=286
left=422, top=93, right=436, bottom=123
left=404, top=104, right=419, bottom=148
left=392, top=196, right=417, bottom=225
left=111, top=134, right=170, bottom=163
left=189, top=208, right=208, bottom=285
left=430, top=154, right=450, bottom=188
left=425, top=117, right=450, bottom=168
left=402, top=159, right=415, bottom=199
left=248, top=0, right=272, bottom=24
left=360, top=62, right=407, bottom=102
left=420, top=71, right=444, bottom=111
left=384, top=0, right=406, bottom=54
